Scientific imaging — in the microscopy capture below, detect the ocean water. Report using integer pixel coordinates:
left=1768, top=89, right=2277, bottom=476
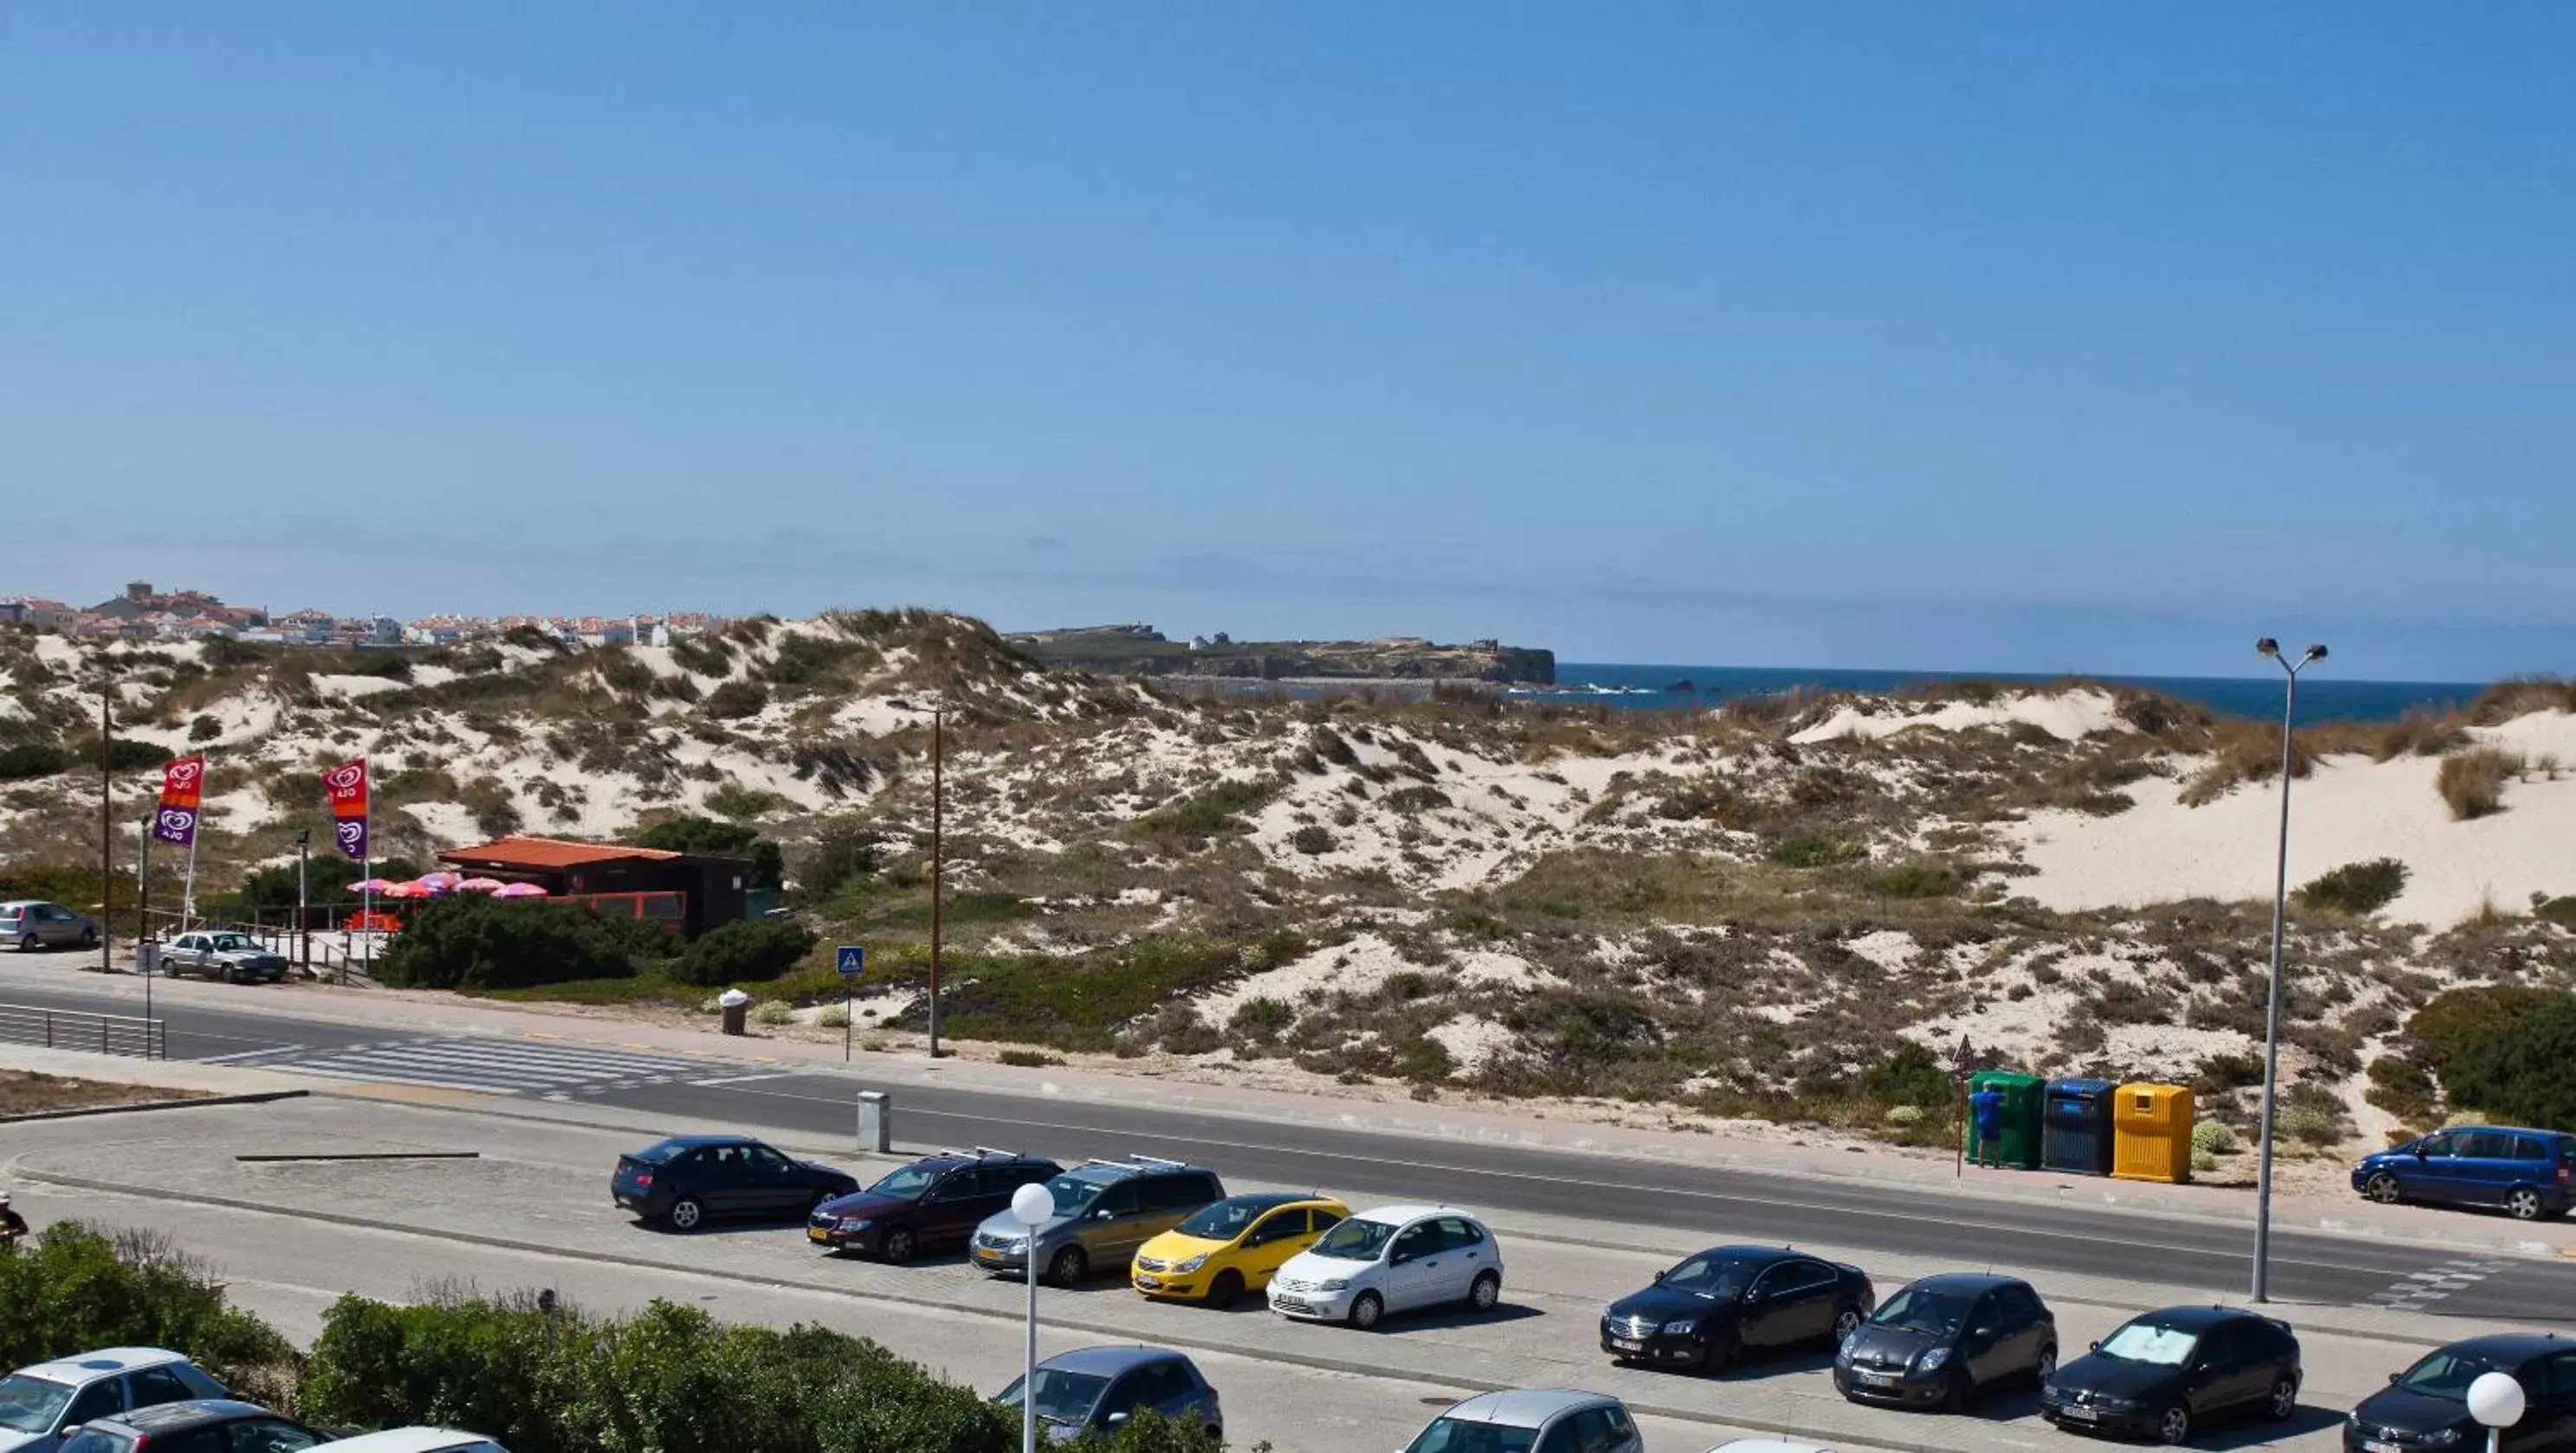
left=1524, top=663, right=2490, bottom=724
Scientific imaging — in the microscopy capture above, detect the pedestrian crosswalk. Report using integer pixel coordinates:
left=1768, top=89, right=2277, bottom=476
left=210, top=1035, right=779, bottom=1100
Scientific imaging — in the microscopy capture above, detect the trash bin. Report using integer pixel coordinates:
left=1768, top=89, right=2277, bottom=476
left=2111, top=1083, right=2195, bottom=1184
left=1967, top=1071, right=2045, bottom=1170
left=2042, top=1077, right=2117, bottom=1176
left=719, top=988, right=750, bottom=1037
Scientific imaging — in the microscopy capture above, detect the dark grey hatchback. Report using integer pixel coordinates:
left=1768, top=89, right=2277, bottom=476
left=61, top=1398, right=337, bottom=1451
left=1835, top=1273, right=2058, bottom=1411
left=2345, top=1334, right=2576, bottom=1453
left=2042, top=1305, right=2303, bottom=1444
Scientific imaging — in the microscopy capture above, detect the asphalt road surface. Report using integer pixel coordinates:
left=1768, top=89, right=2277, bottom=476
left=9, top=976, right=2575, bottom=1325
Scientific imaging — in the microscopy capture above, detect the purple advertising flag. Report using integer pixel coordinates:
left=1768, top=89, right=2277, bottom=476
left=335, top=815, right=369, bottom=863
left=152, top=805, right=199, bottom=848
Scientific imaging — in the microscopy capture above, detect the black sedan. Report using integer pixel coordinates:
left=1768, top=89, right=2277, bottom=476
left=1836, top=1273, right=2058, bottom=1411
left=2041, top=1305, right=2302, bottom=1444
left=2346, top=1334, right=2576, bottom=1453
left=611, top=1134, right=858, bottom=1231
left=1602, top=1244, right=1873, bottom=1373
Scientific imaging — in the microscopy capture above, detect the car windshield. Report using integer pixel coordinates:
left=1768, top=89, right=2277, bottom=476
left=2397, top=1350, right=2509, bottom=1400
left=2097, top=1321, right=2200, bottom=1366
left=866, top=1164, right=941, bottom=1200
left=1309, top=1216, right=1401, bottom=1261
left=0, top=1373, right=75, bottom=1434
left=210, top=933, right=252, bottom=950
left=1040, top=1173, right=1108, bottom=1215
left=1404, top=1416, right=1539, bottom=1453
left=628, top=1138, right=700, bottom=1165
left=1178, top=1198, right=1273, bottom=1240
left=1872, top=1284, right=1975, bottom=1337
left=994, top=1367, right=1110, bottom=1425
left=1659, top=1252, right=1762, bottom=1300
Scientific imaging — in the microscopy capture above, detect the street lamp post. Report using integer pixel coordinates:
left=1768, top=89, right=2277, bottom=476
left=2250, top=637, right=2326, bottom=1302
left=1007, top=1180, right=1057, bottom=1453
left=296, top=829, right=312, bottom=975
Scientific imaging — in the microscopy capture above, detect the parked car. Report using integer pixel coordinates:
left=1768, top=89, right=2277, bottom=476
left=1834, top=1273, right=2058, bottom=1411
left=57, top=1398, right=338, bottom=1452
left=0, top=1348, right=229, bottom=1453
left=970, top=1155, right=1225, bottom=1285
left=992, top=1347, right=1219, bottom=1443
left=311, top=1434, right=506, bottom=1453
left=809, top=1148, right=1060, bottom=1263
left=1704, top=1444, right=1832, bottom=1453
left=2345, top=1334, right=2576, bottom=1453
left=609, top=1135, right=858, bottom=1231
left=158, top=931, right=292, bottom=985
left=1601, top=1244, right=1874, bottom=1373
left=1269, top=1204, right=1504, bottom=1332
left=1133, top=1192, right=1348, bottom=1306
left=2354, top=1129, right=2576, bottom=1222
left=1, top=902, right=98, bottom=953
left=2040, top=1305, right=2302, bottom=1444
left=1399, top=1391, right=1642, bottom=1453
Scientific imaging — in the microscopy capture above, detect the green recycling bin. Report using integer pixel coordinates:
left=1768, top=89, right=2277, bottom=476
left=1966, top=1070, right=2045, bottom=1170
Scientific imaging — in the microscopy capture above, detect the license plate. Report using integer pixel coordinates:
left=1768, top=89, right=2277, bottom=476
left=1275, top=1299, right=1310, bottom=1313
left=1610, top=1338, right=1643, bottom=1353
left=1136, top=1275, right=1163, bottom=1289
left=807, top=1228, right=832, bottom=1244
left=1860, top=1372, right=1900, bottom=1388
left=2064, top=1407, right=2097, bottom=1422
left=975, top=1249, right=1004, bottom=1265
left=2366, top=1443, right=2401, bottom=1453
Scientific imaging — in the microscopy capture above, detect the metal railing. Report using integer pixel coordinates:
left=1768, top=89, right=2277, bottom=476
left=0, top=1002, right=167, bottom=1059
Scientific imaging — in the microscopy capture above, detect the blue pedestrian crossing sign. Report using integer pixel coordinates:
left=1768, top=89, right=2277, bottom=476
left=836, top=945, right=866, bottom=980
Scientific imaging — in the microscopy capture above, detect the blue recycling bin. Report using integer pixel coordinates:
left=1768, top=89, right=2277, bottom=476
left=2042, top=1077, right=2117, bottom=1176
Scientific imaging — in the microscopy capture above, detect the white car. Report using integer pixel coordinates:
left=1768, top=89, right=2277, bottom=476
left=0, top=1347, right=228, bottom=1453
left=315, top=1431, right=507, bottom=1452
left=1268, top=1204, right=1503, bottom=1331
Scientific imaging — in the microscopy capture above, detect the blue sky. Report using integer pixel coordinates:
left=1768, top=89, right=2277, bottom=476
left=3, top=5, right=2568, bottom=679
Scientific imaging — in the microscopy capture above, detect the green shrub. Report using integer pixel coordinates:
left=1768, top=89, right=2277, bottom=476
left=1126, top=779, right=1279, bottom=843
left=2189, top=1120, right=2238, bottom=1155
left=671, top=919, right=818, bottom=987
left=2441, top=993, right=2576, bottom=1130
left=1228, top=997, right=1294, bottom=1042
left=2406, top=985, right=2566, bottom=1070
left=1769, top=832, right=1859, bottom=869
left=997, top=1048, right=1063, bottom=1068
left=2535, top=896, right=2576, bottom=929
left=2296, top=858, right=2409, bottom=916
left=1872, top=861, right=1961, bottom=899
left=0, top=743, right=71, bottom=780
left=1288, top=825, right=1336, bottom=855
left=631, top=815, right=785, bottom=890
left=2365, top=1055, right=2438, bottom=1126
left=816, top=1002, right=851, bottom=1029
left=751, top=1000, right=794, bottom=1026
left=1855, top=1042, right=1954, bottom=1109
left=0, top=1224, right=298, bottom=1405
left=2194, top=1051, right=2264, bottom=1094
left=1395, top=1036, right=1455, bottom=1083
left=703, top=679, right=770, bottom=720
left=2436, top=747, right=2521, bottom=820
left=376, top=896, right=644, bottom=991
left=2277, top=1103, right=2341, bottom=1145
left=2190, top=1147, right=2219, bottom=1173
left=1883, top=1104, right=1925, bottom=1127
left=188, top=714, right=222, bottom=743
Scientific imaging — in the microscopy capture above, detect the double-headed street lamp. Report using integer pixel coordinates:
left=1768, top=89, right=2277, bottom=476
left=2250, top=637, right=2325, bottom=1303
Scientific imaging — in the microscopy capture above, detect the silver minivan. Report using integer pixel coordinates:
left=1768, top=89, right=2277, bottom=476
left=0, top=901, right=99, bottom=952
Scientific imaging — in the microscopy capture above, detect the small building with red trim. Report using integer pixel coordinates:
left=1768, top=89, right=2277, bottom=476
left=437, top=834, right=753, bottom=937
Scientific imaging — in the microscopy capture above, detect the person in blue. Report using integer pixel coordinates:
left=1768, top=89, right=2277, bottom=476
left=1969, top=1086, right=2007, bottom=1168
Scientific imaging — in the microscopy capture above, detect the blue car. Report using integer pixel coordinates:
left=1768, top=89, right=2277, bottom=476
left=2353, top=1127, right=2576, bottom=1222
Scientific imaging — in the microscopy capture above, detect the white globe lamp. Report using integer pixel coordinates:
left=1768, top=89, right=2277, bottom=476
left=1011, top=1181, right=1055, bottom=1228
left=2468, top=1372, right=2526, bottom=1453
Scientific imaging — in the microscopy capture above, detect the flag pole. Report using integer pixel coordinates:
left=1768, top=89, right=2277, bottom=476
left=361, top=788, right=372, bottom=985
left=179, top=760, right=203, bottom=931
left=138, top=812, right=154, bottom=1018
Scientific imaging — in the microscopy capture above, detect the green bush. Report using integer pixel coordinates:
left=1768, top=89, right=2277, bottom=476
left=376, top=896, right=645, bottom=991
left=0, top=743, right=72, bottom=780
left=1871, top=861, right=1961, bottom=899
left=2190, top=1120, right=2238, bottom=1155
left=0, top=1224, right=298, bottom=1405
left=671, top=919, right=818, bottom=987
left=702, top=679, right=769, bottom=719
left=1855, top=1042, right=1955, bottom=1109
left=2441, top=993, right=2576, bottom=1130
left=2406, top=985, right=2566, bottom=1070
left=751, top=1000, right=794, bottom=1026
left=2296, top=858, right=2409, bottom=916
left=816, top=1002, right=851, bottom=1029
left=630, top=815, right=785, bottom=890
left=1288, top=825, right=1336, bottom=855
left=1769, top=832, right=1859, bottom=868
left=2535, top=896, right=2576, bottom=929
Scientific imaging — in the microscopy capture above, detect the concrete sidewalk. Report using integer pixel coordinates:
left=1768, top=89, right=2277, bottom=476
left=11, top=966, right=2572, bottom=1263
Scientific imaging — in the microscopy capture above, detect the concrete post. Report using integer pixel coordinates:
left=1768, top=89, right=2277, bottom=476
left=858, top=1090, right=890, bottom=1154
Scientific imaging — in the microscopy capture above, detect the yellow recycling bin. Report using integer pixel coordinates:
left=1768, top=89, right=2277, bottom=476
left=2110, top=1083, right=2194, bottom=1184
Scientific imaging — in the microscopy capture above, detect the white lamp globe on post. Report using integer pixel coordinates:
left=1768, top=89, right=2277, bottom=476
left=1008, top=1180, right=1057, bottom=1453
left=2467, top=1372, right=2526, bottom=1453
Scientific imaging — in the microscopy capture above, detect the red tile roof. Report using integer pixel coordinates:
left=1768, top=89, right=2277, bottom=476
left=438, top=835, right=682, bottom=870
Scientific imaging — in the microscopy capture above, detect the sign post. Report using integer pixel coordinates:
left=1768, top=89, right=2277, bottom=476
left=836, top=945, right=866, bottom=1062
left=1950, top=1035, right=1976, bottom=1181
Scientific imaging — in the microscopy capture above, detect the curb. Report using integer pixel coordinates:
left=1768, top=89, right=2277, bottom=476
left=22, top=1166, right=1943, bottom=1453
left=0, top=1090, right=310, bottom=1124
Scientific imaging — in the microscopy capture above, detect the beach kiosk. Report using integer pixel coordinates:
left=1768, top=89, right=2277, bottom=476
left=2110, top=1083, right=2195, bottom=1184
left=2042, top=1077, right=2118, bottom=1176
left=1966, top=1070, right=2045, bottom=1170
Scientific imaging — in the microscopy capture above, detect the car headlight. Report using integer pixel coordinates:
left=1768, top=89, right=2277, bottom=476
left=1318, top=1278, right=1351, bottom=1292
left=842, top=1218, right=871, bottom=1231
left=1917, top=1347, right=1952, bottom=1372
left=1174, top=1254, right=1209, bottom=1274
left=1663, top=1319, right=1697, bottom=1336
left=2427, top=1430, right=2464, bottom=1447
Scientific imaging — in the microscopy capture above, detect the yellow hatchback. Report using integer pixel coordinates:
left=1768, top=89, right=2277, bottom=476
left=1131, top=1192, right=1349, bottom=1306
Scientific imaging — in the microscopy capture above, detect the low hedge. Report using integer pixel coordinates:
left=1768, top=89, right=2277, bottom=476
left=0, top=1223, right=299, bottom=1406
left=376, top=895, right=669, bottom=990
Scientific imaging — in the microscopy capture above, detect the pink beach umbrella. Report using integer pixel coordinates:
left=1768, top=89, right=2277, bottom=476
left=455, top=878, right=509, bottom=894
left=419, top=871, right=465, bottom=891
left=380, top=881, right=431, bottom=899
left=491, top=882, right=549, bottom=898
left=349, top=878, right=395, bottom=894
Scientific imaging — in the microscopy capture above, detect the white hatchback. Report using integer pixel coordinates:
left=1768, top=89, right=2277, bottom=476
left=0, top=1348, right=227, bottom=1453
left=1268, top=1204, right=1503, bottom=1331
left=310, top=1431, right=507, bottom=1453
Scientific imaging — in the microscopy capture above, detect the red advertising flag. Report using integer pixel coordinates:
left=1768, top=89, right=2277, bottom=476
left=324, top=758, right=369, bottom=817
left=159, top=755, right=207, bottom=811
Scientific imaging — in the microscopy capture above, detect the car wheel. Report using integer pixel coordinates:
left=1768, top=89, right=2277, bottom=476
left=1468, top=1270, right=1501, bottom=1313
left=15, top=934, right=35, bottom=953
left=2363, top=1173, right=2403, bottom=1205
left=1831, top=1306, right=1865, bottom=1343
left=2507, top=1188, right=2545, bottom=1222
left=2156, top=1404, right=2191, bottom=1445
left=79, top=928, right=97, bottom=948
left=1941, top=1368, right=1975, bottom=1413
left=1047, top=1245, right=1088, bottom=1286
left=221, top=965, right=236, bottom=984
left=1346, top=1290, right=1384, bottom=1331
left=882, top=1227, right=917, bottom=1264
left=2265, top=1376, right=2298, bottom=1421
left=1209, top=1270, right=1245, bottom=1308
left=2034, top=1343, right=2058, bottom=1385
left=1705, top=1328, right=1742, bottom=1374
left=666, top=1197, right=705, bottom=1232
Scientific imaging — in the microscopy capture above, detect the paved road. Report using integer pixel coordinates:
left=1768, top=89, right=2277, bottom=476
left=9, top=977, right=2575, bottom=1325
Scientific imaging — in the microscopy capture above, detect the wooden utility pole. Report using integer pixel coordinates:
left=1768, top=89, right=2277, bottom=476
left=928, top=706, right=945, bottom=1058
